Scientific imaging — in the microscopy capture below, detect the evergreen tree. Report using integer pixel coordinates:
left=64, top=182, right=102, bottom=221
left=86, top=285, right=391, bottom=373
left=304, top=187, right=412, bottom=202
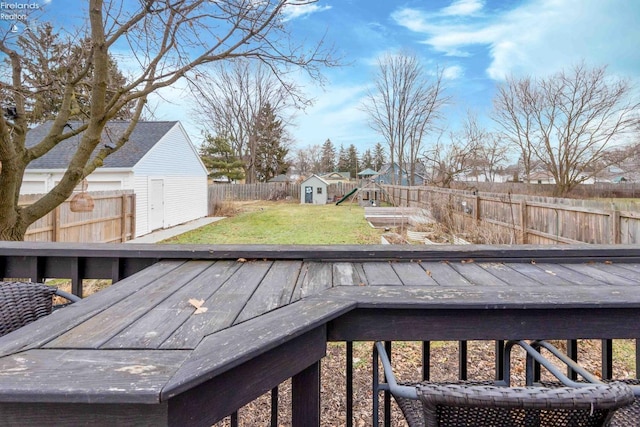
left=347, top=144, right=359, bottom=179
left=199, top=134, right=245, bottom=182
left=13, top=23, right=134, bottom=124
left=253, top=103, right=289, bottom=182
left=320, top=139, right=336, bottom=172
left=361, top=148, right=374, bottom=170
left=336, top=144, right=349, bottom=172
left=373, top=142, right=387, bottom=171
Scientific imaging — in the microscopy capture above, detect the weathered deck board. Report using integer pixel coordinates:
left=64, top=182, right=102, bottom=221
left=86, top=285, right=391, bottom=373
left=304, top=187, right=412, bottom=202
left=448, top=262, right=512, bottom=287
left=332, top=262, right=364, bottom=286
left=390, top=262, right=438, bottom=286
left=235, top=261, right=303, bottom=324
left=103, top=261, right=242, bottom=349
left=362, top=262, right=403, bottom=286
left=585, top=263, right=640, bottom=284
left=606, top=262, right=640, bottom=275
left=561, top=263, right=640, bottom=286
left=532, top=263, right=608, bottom=286
left=419, top=261, right=473, bottom=287
left=163, top=297, right=354, bottom=399
left=46, top=261, right=212, bottom=349
left=503, top=262, right=575, bottom=286
left=324, top=284, right=640, bottom=309
left=291, top=262, right=334, bottom=300
left=0, top=349, right=189, bottom=403
left=0, top=260, right=185, bottom=356
left=161, top=261, right=272, bottom=349
left=474, top=262, right=545, bottom=288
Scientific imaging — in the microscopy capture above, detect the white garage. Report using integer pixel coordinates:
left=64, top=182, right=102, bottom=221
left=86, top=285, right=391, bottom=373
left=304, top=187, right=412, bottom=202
left=22, top=121, right=208, bottom=237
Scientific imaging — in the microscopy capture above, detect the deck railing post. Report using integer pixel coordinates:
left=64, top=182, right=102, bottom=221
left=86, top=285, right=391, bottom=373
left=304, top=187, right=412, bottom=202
left=292, top=360, right=320, bottom=427
left=346, top=341, right=353, bottom=427
left=601, top=339, right=613, bottom=380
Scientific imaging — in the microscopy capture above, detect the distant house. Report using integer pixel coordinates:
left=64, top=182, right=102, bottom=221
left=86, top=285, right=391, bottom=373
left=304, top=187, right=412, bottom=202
left=527, top=170, right=556, bottom=184
left=268, top=174, right=293, bottom=183
left=374, top=163, right=426, bottom=186
left=320, top=171, right=351, bottom=183
left=300, top=175, right=328, bottom=205
left=22, top=121, right=208, bottom=237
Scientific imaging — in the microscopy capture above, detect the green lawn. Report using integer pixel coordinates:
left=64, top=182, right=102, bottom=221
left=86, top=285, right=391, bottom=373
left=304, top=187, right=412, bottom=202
left=162, top=201, right=383, bottom=244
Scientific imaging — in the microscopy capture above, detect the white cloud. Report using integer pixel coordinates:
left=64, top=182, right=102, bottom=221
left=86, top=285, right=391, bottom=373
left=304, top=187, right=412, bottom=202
left=281, top=3, right=332, bottom=21
left=441, top=0, right=484, bottom=16
left=392, top=0, right=640, bottom=81
left=442, top=65, right=464, bottom=80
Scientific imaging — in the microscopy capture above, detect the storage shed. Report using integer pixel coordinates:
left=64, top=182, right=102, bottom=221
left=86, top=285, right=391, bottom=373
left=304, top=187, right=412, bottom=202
left=22, top=121, right=208, bottom=237
left=300, top=175, right=329, bottom=205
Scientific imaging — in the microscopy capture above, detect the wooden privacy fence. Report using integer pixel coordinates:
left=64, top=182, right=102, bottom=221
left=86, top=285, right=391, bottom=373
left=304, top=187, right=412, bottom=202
left=22, top=190, right=135, bottom=243
left=208, top=182, right=359, bottom=214
left=381, top=185, right=640, bottom=245
left=208, top=182, right=300, bottom=204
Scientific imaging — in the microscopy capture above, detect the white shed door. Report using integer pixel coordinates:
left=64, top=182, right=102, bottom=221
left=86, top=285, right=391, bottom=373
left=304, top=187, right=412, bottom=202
left=149, top=179, right=164, bottom=231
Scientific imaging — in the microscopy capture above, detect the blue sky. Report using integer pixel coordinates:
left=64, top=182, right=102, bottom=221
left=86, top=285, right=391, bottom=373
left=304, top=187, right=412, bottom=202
left=275, top=0, right=640, bottom=154
left=5, top=0, right=639, bottom=155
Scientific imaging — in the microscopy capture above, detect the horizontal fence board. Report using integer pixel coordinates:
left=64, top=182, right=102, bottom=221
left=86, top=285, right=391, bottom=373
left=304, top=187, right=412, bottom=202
left=22, top=191, right=135, bottom=244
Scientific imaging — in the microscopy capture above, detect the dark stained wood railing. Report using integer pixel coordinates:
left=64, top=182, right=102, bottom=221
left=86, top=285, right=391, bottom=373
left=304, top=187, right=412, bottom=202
left=1, top=243, right=639, bottom=426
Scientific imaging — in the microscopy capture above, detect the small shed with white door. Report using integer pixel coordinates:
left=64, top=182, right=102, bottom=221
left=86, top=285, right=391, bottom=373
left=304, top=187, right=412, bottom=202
left=22, top=120, right=208, bottom=237
left=300, top=175, right=329, bottom=205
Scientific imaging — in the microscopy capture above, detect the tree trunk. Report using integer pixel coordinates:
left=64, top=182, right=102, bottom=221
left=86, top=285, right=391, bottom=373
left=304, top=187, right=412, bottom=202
left=0, top=220, right=28, bottom=241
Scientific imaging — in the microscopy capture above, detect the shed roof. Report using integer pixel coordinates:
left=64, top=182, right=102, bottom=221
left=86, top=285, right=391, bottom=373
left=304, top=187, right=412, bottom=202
left=301, top=174, right=329, bottom=186
left=25, top=121, right=178, bottom=169
left=358, top=168, right=378, bottom=176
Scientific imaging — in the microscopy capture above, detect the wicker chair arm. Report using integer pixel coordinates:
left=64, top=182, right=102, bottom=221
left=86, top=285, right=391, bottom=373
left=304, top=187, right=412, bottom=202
left=54, top=289, right=82, bottom=303
left=417, top=382, right=634, bottom=410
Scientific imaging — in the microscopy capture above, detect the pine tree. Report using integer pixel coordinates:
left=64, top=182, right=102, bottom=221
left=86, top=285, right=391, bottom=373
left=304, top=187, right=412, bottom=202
left=320, top=139, right=336, bottom=173
left=361, top=149, right=374, bottom=170
left=199, top=134, right=245, bottom=182
left=373, top=142, right=386, bottom=171
left=337, top=144, right=348, bottom=172
left=347, top=144, right=359, bottom=179
left=253, top=103, right=289, bottom=182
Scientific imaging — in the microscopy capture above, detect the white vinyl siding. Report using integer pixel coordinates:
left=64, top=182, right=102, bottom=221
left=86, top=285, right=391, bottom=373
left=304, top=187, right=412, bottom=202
left=132, top=123, right=207, bottom=237
left=134, top=123, right=207, bottom=177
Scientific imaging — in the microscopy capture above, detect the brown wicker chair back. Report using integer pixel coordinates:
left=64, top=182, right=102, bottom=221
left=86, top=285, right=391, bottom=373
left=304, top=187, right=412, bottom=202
left=0, top=281, right=79, bottom=337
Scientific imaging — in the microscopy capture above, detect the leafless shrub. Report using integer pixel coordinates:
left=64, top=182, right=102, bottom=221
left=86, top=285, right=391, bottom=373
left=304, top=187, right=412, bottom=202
left=212, top=199, right=241, bottom=217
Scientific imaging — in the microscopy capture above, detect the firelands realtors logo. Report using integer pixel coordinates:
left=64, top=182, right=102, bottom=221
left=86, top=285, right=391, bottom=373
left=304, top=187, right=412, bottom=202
left=1, top=2, right=42, bottom=33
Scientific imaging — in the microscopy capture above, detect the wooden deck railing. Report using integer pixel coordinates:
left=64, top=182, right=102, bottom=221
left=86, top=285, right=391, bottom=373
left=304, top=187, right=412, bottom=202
left=1, top=243, right=638, bottom=426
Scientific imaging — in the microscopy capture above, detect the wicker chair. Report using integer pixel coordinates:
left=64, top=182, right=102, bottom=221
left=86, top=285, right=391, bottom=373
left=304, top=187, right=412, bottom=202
left=524, top=340, right=640, bottom=427
left=373, top=341, right=635, bottom=427
left=0, top=281, right=81, bottom=337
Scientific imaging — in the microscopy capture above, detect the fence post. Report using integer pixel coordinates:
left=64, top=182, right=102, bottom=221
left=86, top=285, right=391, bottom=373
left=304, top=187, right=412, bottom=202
left=53, top=205, right=61, bottom=242
left=520, top=200, right=528, bottom=244
left=130, top=194, right=136, bottom=240
left=121, top=194, right=127, bottom=242
left=474, top=195, right=481, bottom=221
left=610, top=209, right=621, bottom=244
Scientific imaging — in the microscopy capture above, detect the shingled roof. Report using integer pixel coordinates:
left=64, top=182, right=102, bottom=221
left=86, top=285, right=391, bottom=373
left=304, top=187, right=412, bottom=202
left=25, top=121, right=178, bottom=169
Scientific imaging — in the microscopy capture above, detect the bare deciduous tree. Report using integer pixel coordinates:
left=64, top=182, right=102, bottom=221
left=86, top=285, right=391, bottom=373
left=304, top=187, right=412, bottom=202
left=492, top=76, right=537, bottom=183
left=0, top=0, right=336, bottom=240
left=493, top=63, right=639, bottom=195
left=189, top=58, right=310, bottom=183
left=423, top=116, right=482, bottom=188
left=474, top=133, right=510, bottom=182
left=361, top=52, right=448, bottom=185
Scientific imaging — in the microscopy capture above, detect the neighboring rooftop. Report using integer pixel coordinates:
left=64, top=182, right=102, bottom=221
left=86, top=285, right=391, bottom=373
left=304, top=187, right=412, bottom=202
left=25, top=121, right=178, bottom=169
